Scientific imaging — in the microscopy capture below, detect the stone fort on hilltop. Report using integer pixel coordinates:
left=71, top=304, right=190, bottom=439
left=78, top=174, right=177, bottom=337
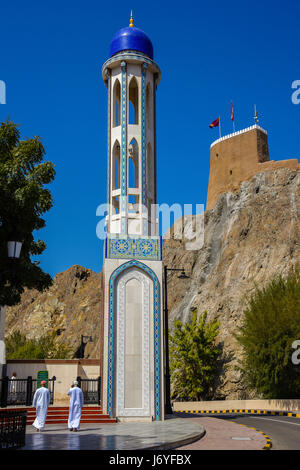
left=206, top=124, right=300, bottom=210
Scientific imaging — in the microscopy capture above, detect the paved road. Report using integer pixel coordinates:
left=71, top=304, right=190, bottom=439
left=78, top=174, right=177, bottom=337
left=216, top=414, right=300, bottom=450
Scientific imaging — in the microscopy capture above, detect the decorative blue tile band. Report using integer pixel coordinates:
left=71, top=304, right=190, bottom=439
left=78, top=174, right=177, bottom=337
left=107, top=260, right=161, bottom=421
left=142, top=62, right=148, bottom=235
left=142, top=63, right=147, bottom=213
left=121, top=61, right=127, bottom=234
left=105, top=69, right=111, bottom=232
left=106, top=235, right=162, bottom=261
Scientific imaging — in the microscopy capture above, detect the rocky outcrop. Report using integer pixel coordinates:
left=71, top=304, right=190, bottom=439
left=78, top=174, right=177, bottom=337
left=5, top=265, right=102, bottom=359
left=163, top=168, right=300, bottom=398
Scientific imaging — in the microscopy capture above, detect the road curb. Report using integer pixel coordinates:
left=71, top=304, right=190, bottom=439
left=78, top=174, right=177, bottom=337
left=178, top=409, right=300, bottom=418
left=230, top=421, right=272, bottom=450
left=261, top=431, right=272, bottom=450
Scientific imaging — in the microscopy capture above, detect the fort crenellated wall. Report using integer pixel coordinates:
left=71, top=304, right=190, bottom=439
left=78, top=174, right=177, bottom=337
left=206, top=125, right=300, bottom=210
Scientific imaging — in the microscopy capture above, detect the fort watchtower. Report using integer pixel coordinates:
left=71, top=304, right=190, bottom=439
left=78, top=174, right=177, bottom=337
left=206, top=125, right=300, bottom=210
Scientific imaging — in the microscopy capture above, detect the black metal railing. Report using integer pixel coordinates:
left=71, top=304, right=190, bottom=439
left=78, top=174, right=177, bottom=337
left=0, top=376, right=56, bottom=408
left=0, top=410, right=27, bottom=449
left=76, top=376, right=101, bottom=405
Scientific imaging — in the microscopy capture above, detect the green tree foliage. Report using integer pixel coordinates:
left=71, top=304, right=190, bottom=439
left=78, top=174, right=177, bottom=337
left=0, top=119, right=55, bottom=306
left=235, top=268, right=300, bottom=398
left=5, top=330, right=73, bottom=359
left=169, top=310, right=220, bottom=401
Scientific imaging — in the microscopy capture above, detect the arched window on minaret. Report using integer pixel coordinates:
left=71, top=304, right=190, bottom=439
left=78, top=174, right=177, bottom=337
left=113, top=79, right=121, bottom=127
left=146, top=83, right=152, bottom=130
left=112, top=196, right=119, bottom=215
left=128, top=138, right=139, bottom=189
left=128, top=138, right=139, bottom=213
left=112, top=140, right=121, bottom=190
left=112, top=140, right=120, bottom=215
left=129, top=77, right=139, bottom=125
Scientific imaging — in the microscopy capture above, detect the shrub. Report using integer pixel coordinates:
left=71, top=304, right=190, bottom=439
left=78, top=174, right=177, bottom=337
left=169, top=310, right=220, bottom=401
left=235, top=268, right=300, bottom=398
left=5, top=330, right=73, bottom=359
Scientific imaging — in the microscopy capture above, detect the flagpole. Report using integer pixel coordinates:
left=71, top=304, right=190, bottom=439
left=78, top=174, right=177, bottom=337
left=254, top=104, right=259, bottom=124
left=219, top=115, right=221, bottom=138
left=231, top=101, right=235, bottom=132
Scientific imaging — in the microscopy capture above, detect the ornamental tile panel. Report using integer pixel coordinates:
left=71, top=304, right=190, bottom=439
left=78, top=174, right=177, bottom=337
left=105, top=235, right=162, bottom=261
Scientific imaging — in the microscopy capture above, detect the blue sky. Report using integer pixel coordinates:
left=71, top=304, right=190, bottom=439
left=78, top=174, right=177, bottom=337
left=1, top=0, right=299, bottom=278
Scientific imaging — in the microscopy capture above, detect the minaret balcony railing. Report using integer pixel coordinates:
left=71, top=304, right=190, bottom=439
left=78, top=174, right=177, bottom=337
left=102, top=52, right=161, bottom=85
left=111, top=213, right=121, bottom=221
left=128, top=123, right=140, bottom=131
left=128, top=187, right=139, bottom=195
left=111, top=188, right=121, bottom=197
left=128, top=212, right=140, bottom=218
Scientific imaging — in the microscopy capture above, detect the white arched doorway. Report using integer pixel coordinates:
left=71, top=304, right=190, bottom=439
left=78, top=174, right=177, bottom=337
left=115, top=267, right=154, bottom=417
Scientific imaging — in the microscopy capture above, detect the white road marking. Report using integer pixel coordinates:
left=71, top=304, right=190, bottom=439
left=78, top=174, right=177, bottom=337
left=248, top=416, right=300, bottom=427
left=231, top=437, right=252, bottom=440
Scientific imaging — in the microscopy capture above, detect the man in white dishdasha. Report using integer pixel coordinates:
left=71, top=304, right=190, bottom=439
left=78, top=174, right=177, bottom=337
left=32, top=380, right=50, bottom=432
left=67, top=380, right=84, bottom=432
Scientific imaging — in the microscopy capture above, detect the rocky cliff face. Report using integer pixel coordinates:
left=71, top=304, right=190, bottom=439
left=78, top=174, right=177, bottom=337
left=5, top=167, right=300, bottom=398
left=163, top=168, right=300, bottom=398
left=5, top=265, right=103, bottom=359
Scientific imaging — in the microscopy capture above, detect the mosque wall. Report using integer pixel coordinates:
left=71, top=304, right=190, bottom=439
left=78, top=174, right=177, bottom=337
left=6, top=359, right=100, bottom=404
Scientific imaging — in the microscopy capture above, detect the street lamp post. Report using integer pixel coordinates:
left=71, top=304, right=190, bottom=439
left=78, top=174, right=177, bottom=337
left=163, top=266, right=189, bottom=416
left=79, top=335, right=93, bottom=359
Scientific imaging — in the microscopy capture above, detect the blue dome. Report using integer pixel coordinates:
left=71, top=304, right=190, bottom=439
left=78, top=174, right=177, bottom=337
left=109, top=26, right=153, bottom=59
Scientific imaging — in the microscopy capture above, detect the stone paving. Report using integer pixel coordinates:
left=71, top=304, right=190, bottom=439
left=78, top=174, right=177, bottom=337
left=21, top=415, right=268, bottom=450
left=21, top=417, right=205, bottom=450
left=176, top=417, right=267, bottom=450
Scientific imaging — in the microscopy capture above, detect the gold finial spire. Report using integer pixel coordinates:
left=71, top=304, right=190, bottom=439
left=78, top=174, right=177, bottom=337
left=129, top=10, right=134, bottom=27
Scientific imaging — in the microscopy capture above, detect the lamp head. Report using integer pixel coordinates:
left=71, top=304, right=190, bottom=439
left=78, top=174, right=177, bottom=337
left=178, top=270, right=189, bottom=279
left=7, top=232, right=23, bottom=259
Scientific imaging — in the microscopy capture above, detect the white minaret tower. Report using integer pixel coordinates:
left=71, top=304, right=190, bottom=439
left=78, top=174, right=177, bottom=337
left=101, top=14, right=164, bottom=422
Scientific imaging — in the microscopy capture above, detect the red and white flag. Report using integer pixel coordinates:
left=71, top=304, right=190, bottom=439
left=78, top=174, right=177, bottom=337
left=209, top=117, right=220, bottom=128
left=231, top=101, right=234, bottom=122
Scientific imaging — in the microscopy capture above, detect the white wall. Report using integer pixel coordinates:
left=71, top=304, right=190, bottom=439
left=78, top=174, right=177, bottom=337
left=173, top=400, right=300, bottom=413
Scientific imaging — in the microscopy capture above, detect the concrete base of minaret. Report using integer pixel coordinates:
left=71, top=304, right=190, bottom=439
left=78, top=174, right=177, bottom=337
left=102, top=254, right=165, bottom=422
